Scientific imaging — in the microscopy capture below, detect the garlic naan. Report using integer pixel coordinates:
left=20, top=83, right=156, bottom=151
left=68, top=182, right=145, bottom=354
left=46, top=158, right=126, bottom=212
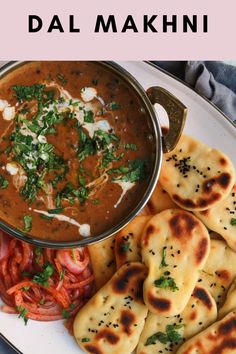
left=142, top=209, right=210, bottom=316
left=160, top=134, right=235, bottom=211
left=137, top=285, right=217, bottom=354
left=73, top=262, right=148, bottom=354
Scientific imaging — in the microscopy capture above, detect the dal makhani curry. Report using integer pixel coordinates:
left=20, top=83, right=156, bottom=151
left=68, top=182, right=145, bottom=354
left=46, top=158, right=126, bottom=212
left=0, top=61, right=154, bottom=241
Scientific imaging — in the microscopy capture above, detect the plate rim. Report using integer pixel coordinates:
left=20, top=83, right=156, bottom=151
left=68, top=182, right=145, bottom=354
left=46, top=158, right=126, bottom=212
left=1, top=60, right=235, bottom=354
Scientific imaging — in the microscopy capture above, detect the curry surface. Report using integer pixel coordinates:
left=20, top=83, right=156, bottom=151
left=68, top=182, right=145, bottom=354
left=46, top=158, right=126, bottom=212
left=0, top=62, right=155, bottom=241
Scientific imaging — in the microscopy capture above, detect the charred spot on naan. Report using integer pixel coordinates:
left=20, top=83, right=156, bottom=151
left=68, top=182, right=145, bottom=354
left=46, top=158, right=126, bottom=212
left=147, top=292, right=172, bottom=312
left=173, top=193, right=221, bottom=210
left=169, top=212, right=198, bottom=238
left=142, top=224, right=157, bottom=247
left=112, top=263, right=147, bottom=302
left=203, top=173, right=232, bottom=194
left=192, top=287, right=213, bottom=310
left=95, top=329, right=119, bottom=344
left=84, top=344, right=103, bottom=354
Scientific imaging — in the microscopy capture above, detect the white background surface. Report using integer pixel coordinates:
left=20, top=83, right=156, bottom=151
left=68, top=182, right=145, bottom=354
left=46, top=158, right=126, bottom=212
left=0, top=61, right=235, bottom=354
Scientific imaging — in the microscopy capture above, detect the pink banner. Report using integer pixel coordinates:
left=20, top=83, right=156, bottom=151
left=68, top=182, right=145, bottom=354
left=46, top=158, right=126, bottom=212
left=0, top=0, right=235, bottom=59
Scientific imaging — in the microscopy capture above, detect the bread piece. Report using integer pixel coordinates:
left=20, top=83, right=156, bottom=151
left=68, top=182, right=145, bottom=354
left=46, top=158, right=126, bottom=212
left=88, top=236, right=116, bottom=290
left=159, top=134, right=235, bottom=211
left=176, top=310, right=236, bottom=354
left=219, top=278, right=236, bottom=319
left=141, top=209, right=210, bottom=316
left=146, top=182, right=177, bottom=214
left=115, top=215, right=151, bottom=269
left=137, top=285, right=217, bottom=354
left=73, top=262, right=148, bottom=354
left=195, top=183, right=236, bottom=251
left=200, top=239, right=236, bottom=308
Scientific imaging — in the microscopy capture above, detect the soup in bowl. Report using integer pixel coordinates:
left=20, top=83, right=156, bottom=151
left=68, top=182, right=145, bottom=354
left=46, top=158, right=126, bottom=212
left=0, top=61, right=186, bottom=247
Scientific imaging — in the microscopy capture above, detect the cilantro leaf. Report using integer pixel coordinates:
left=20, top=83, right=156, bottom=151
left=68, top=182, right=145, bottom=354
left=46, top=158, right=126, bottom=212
left=160, top=247, right=168, bottom=268
left=154, top=274, right=179, bottom=292
left=57, top=74, right=67, bottom=86
left=0, top=175, right=9, bottom=189
left=23, top=215, right=32, bottom=232
left=16, top=306, right=29, bottom=325
left=84, top=110, right=94, bottom=123
left=145, top=324, right=184, bottom=346
left=12, top=84, right=46, bottom=102
left=231, top=218, right=236, bottom=226
left=33, top=263, right=54, bottom=287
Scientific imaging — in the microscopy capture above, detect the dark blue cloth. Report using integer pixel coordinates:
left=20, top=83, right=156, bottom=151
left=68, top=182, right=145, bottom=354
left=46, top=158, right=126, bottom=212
left=152, top=61, right=236, bottom=124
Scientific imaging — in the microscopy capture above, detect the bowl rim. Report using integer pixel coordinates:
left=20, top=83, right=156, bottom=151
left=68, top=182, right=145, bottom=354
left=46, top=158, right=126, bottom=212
left=0, top=60, right=162, bottom=248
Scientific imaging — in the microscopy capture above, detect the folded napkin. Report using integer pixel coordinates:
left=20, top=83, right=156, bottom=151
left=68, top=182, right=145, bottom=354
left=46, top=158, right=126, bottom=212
left=152, top=61, right=236, bottom=124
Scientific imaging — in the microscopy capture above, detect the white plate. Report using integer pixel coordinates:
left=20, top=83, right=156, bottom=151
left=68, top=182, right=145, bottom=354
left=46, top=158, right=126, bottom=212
left=0, top=61, right=235, bottom=354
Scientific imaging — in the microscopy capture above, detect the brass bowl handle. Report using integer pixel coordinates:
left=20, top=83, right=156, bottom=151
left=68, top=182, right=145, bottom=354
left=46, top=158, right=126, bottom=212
left=146, top=86, right=187, bottom=153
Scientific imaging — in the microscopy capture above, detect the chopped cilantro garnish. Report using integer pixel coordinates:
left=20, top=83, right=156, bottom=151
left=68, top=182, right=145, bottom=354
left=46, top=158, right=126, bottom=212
left=92, top=198, right=100, bottom=205
left=12, top=84, right=46, bottom=102
left=48, top=207, right=64, bottom=214
left=62, top=308, right=70, bottom=319
left=16, top=306, right=29, bottom=325
left=33, top=263, right=54, bottom=287
left=145, top=324, right=184, bottom=346
left=81, top=338, right=90, bottom=343
left=107, top=102, right=121, bottom=110
left=59, top=271, right=65, bottom=281
left=34, top=247, right=42, bottom=264
left=84, top=110, right=94, bottom=123
left=114, top=159, right=147, bottom=183
left=160, top=247, right=168, bottom=268
left=22, top=286, right=31, bottom=291
left=0, top=175, right=9, bottom=189
left=154, top=274, right=179, bottom=292
left=57, top=73, right=67, bottom=86
left=119, top=242, right=130, bottom=253
left=23, top=215, right=32, bottom=232
left=124, top=143, right=138, bottom=151
left=78, top=175, right=86, bottom=187
left=231, top=218, right=236, bottom=226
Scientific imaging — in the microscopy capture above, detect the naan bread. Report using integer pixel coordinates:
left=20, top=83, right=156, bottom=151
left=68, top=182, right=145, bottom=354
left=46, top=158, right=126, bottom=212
left=115, top=215, right=151, bottom=269
left=176, top=310, right=236, bottom=354
left=88, top=236, right=116, bottom=290
left=137, top=285, right=217, bottom=354
left=159, top=134, right=235, bottom=211
left=73, top=262, right=148, bottom=354
left=200, top=239, right=236, bottom=308
left=219, top=278, right=236, bottom=319
left=195, top=183, right=236, bottom=251
left=146, top=182, right=177, bottom=214
left=141, top=209, right=210, bottom=316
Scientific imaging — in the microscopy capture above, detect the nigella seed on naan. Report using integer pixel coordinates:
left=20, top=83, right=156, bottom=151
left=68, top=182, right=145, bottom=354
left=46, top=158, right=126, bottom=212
left=159, top=134, right=235, bottom=211
left=73, top=262, right=148, bottom=354
left=141, top=209, right=210, bottom=317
